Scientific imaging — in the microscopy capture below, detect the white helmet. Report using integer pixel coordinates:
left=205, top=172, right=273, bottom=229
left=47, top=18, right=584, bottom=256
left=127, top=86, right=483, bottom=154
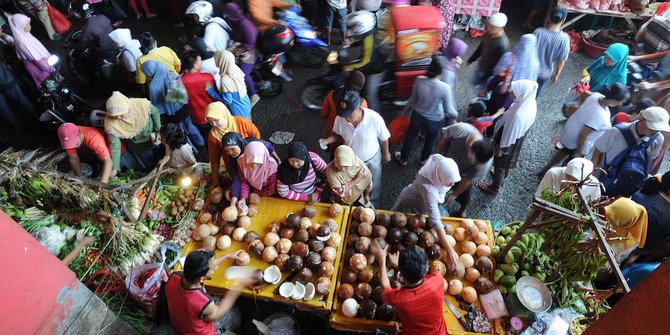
left=185, top=1, right=213, bottom=23
left=357, top=0, right=381, bottom=12
left=346, top=11, right=376, bottom=38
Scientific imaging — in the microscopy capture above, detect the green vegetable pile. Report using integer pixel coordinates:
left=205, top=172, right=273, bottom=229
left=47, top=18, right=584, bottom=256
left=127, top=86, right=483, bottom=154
left=492, top=222, right=557, bottom=295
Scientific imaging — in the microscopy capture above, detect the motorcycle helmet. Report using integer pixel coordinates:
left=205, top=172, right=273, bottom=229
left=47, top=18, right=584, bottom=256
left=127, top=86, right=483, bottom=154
left=357, top=0, right=381, bottom=12
left=185, top=1, right=214, bottom=24
left=257, top=24, right=294, bottom=55
left=346, top=11, right=376, bottom=39
left=68, top=0, right=95, bottom=20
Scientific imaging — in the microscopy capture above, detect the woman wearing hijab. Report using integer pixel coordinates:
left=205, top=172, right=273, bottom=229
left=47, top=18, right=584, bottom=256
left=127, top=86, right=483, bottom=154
left=104, top=91, right=162, bottom=174
left=493, top=34, right=540, bottom=82
left=535, top=157, right=601, bottom=201
left=392, top=154, right=461, bottom=270
left=479, top=80, right=538, bottom=196
left=236, top=141, right=278, bottom=207
left=207, top=50, right=252, bottom=119
left=630, top=172, right=670, bottom=260
left=437, top=0, right=457, bottom=50
left=142, top=60, right=205, bottom=151
left=108, top=28, right=142, bottom=74
left=326, top=145, right=373, bottom=206
left=277, top=141, right=328, bottom=202
left=320, top=71, right=367, bottom=155
left=7, top=14, right=55, bottom=88
left=440, top=38, right=468, bottom=88
left=580, top=43, right=629, bottom=94
left=223, top=2, right=259, bottom=105
left=603, top=198, right=649, bottom=265
left=205, top=102, right=261, bottom=189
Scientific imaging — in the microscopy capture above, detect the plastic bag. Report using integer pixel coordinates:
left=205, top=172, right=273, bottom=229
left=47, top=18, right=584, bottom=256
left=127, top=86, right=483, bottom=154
left=47, top=4, right=72, bottom=35
left=126, top=262, right=168, bottom=313
left=166, top=77, right=188, bottom=104
left=34, top=226, right=66, bottom=256
left=155, top=241, right=182, bottom=270
left=388, top=115, right=410, bottom=145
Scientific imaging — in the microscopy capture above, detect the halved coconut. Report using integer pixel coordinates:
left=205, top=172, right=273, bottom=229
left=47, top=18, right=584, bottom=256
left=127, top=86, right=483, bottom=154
left=292, top=282, right=306, bottom=300
left=263, top=265, right=281, bottom=284
left=279, top=282, right=294, bottom=298
left=304, top=283, right=316, bottom=301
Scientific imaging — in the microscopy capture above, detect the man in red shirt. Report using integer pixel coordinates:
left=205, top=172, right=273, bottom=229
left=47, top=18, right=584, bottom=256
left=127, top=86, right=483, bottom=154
left=58, top=123, right=114, bottom=183
left=371, top=240, right=448, bottom=335
left=180, top=50, right=216, bottom=144
left=165, top=249, right=250, bottom=335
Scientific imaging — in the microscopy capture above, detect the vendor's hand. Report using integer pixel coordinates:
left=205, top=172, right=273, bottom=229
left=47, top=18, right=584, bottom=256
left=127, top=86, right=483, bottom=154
left=205, top=81, right=213, bottom=91
left=446, top=194, right=457, bottom=204
left=580, top=76, right=591, bottom=85
left=443, top=248, right=459, bottom=273
left=222, top=249, right=244, bottom=262
left=388, top=251, right=399, bottom=269
left=550, top=74, right=559, bottom=83
left=236, top=199, right=246, bottom=211
left=307, top=193, right=319, bottom=204
left=79, top=236, right=96, bottom=247
left=370, top=238, right=388, bottom=261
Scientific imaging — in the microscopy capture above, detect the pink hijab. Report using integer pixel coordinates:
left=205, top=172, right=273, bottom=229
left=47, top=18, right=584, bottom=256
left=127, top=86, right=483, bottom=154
left=8, top=14, right=51, bottom=61
left=237, top=141, right=278, bottom=190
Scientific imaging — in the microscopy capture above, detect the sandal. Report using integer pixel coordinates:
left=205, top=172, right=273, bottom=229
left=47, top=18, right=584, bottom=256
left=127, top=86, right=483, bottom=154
left=478, top=181, right=499, bottom=196
left=394, top=152, right=407, bottom=166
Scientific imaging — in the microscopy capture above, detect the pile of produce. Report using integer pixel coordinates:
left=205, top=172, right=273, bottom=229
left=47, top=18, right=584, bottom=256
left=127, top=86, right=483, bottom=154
left=189, top=194, right=347, bottom=301
left=565, top=0, right=632, bottom=12
left=336, top=209, right=494, bottom=324
left=492, top=222, right=557, bottom=294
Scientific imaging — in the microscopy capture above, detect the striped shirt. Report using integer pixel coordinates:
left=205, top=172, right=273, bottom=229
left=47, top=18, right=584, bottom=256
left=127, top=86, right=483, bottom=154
left=239, top=170, right=277, bottom=199
left=534, top=28, right=570, bottom=80
left=277, top=152, right=328, bottom=201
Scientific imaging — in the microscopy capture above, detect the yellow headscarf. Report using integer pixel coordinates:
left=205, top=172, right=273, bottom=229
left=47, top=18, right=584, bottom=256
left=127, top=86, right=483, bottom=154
left=205, top=102, right=237, bottom=140
left=605, top=198, right=648, bottom=249
left=325, top=145, right=371, bottom=204
left=104, top=91, right=152, bottom=139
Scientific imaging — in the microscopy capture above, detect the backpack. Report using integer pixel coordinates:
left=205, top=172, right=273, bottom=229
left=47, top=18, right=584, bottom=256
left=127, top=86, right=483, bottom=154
left=600, top=124, right=659, bottom=197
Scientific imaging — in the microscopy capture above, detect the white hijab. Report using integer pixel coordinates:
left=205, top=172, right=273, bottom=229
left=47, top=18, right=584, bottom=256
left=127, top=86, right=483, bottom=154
left=495, top=80, right=538, bottom=148
left=418, top=154, right=461, bottom=202
left=108, top=28, right=142, bottom=59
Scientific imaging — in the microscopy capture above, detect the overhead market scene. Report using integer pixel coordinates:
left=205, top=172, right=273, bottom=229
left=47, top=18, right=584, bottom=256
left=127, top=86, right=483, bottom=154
left=2, top=0, right=670, bottom=334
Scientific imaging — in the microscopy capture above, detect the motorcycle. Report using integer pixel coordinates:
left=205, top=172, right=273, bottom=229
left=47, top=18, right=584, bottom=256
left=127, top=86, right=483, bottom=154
left=38, top=55, right=103, bottom=131
left=63, top=30, right=122, bottom=86
left=278, top=7, right=329, bottom=68
left=253, top=24, right=295, bottom=97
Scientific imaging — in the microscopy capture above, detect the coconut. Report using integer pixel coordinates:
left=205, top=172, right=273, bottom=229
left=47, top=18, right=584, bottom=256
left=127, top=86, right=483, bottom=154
left=465, top=268, right=481, bottom=282
left=247, top=204, right=258, bottom=217
left=375, top=212, right=391, bottom=227
left=342, top=298, right=359, bottom=317
left=275, top=253, right=290, bottom=270
left=327, top=233, right=342, bottom=247
left=391, top=242, right=405, bottom=254
left=232, top=227, right=246, bottom=241
left=285, top=255, right=303, bottom=272
left=372, top=286, right=384, bottom=304
left=430, top=260, right=447, bottom=276
left=285, top=213, right=301, bottom=229
left=349, top=253, right=367, bottom=272
left=290, top=242, right=309, bottom=258
left=475, top=256, right=493, bottom=275
left=316, top=225, right=331, bottom=241
left=453, top=227, right=467, bottom=242
left=268, top=221, right=282, bottom=234
left=476, top=245, right=491, bottom=257
left=392, top=212, right=407, bottom=227
left=377, top=304, right=396, bottom=321
left=328, top=203, right=343, bottom=218
left=462, top=241, right=477, bottom=255
left=474, top=278, right=495, bottom=294
left=210, top=187, right=223, bottom=204
left=222, top=206, right=237, bottom=222
left=461, top=287, right=478, bottom=304
left=445, top=235, right=457, bottom=248
left=357, top=222, right=373, bottom=237
left=200, top=213, right=213, bottom=225
left=202, top=236, right=216, bottom=250
left=248, top=240, right=265, bottom=258
left=221, top=224, right=236, bottom=237
left=358, top=299, right=377, bottom=319
left=355, top=282, right=373, bottom=300
left=355, top=236, right=371, bottom=254
left=248, top=193, right=261, bottom=205
left=446, top=261, right=466, bottom=280
left=466, top=225, right=480, bottom=239
left=235, top=251, right=251, bottom=266
left=208, top=223, right=219, bottom=235
left=460, top=254, right=475, bottom=268
left=316, top=277, right=331, bottom=294
left=308, top=240, right=325, bottom=253
left=448, top=279, right=463, bottom=295
left=408, top=214, right=425, bottom=230
left=324, top=218, right=338, bottom=232
left=296, top=267, right=313, bottom=284
left=318, top=261, right=334, bottom=277
left=387, top=228, right=403, bottom=244
left=461, top=219, right=475, bottom=229
left=338, top=283, right=355, bottom=300
left=276, top=238, right=292, bottom=254
left=216, top=235, right=232, bottom=250
left=403, top=231, right=418, bottom=247
left=280, top=228, right=295, bottom=240
left=347, top=234, right=360, bottom=248
left=244, top=231, right=261, bottom=243
left=196, top=224, right=211, bottom=240
left=207, top=203, right=219, bottom=215
left=237, top=216, right=252, bottom=229
left=191, top=199, right=205, bottom=211
left=426, top=244, right=442, bottom=260
left=372, top=225, right=387, bottom=239
left=302, top=205, right=317, bottom=218
left=300, top=217, right=312, bottom=231
left=357, top=268, right=374, bottom=283
left=443, top=223, right=454, bottom=235
left=359, top=208, right=375, bottom=224
left=321, top=246, right=337, bottom=262
left=474, top=220, right=488, bottom=231
left=295, top=229, right=310, bottom=243
left=263, top=232, right=280, bottom=247
left=262, top=246, right=278, bottom=263
left=341, top=268, right=358, bottom=284
left=418, top=231, right=435, bottom=248
left=475, top=232, right=489, bottom=245
left=306, top=252, right=322, bottom=270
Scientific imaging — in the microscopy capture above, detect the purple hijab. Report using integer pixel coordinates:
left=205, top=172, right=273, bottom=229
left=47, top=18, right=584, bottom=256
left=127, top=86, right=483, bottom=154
left=440, top=38, right=468, bottom=72
left=224, top=2, right=257, bottom=51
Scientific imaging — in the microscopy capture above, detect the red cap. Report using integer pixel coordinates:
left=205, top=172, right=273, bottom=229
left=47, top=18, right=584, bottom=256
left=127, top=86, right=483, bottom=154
left=57, top=123, right=79, bottom=149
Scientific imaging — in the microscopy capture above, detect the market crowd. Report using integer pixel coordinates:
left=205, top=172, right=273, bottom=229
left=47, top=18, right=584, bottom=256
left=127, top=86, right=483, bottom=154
left=3, top=0, right=670, bottom=333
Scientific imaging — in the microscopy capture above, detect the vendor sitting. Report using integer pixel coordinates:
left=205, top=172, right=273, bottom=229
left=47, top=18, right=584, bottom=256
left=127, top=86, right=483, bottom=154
left=58, top=123, right=114, bottom=184
left=276, top=141, right=328, bottom=202
left=370, top=240, right=448, bottom=335
left=535, top=158, right=601, bottom=202
left=165, top=250, right=249, bottom=335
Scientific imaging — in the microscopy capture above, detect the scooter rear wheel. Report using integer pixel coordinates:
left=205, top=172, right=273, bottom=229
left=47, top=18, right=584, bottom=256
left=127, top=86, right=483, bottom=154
left=300, top=83, right=327, bottom=112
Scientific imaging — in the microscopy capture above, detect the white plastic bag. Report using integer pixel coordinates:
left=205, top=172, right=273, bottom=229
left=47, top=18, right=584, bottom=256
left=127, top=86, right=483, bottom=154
left=34, top=226, right=66, bottom=256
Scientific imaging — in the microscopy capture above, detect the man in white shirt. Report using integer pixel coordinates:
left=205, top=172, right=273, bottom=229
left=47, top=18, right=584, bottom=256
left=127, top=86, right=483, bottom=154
left=320, top=91, right=391, bottom=207
left=535, top=157, right=601, bottom=202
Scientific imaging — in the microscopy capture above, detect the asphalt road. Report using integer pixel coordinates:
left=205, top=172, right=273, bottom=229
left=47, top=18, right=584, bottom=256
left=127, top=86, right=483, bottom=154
left=9, top=2, right=668, bottom=225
